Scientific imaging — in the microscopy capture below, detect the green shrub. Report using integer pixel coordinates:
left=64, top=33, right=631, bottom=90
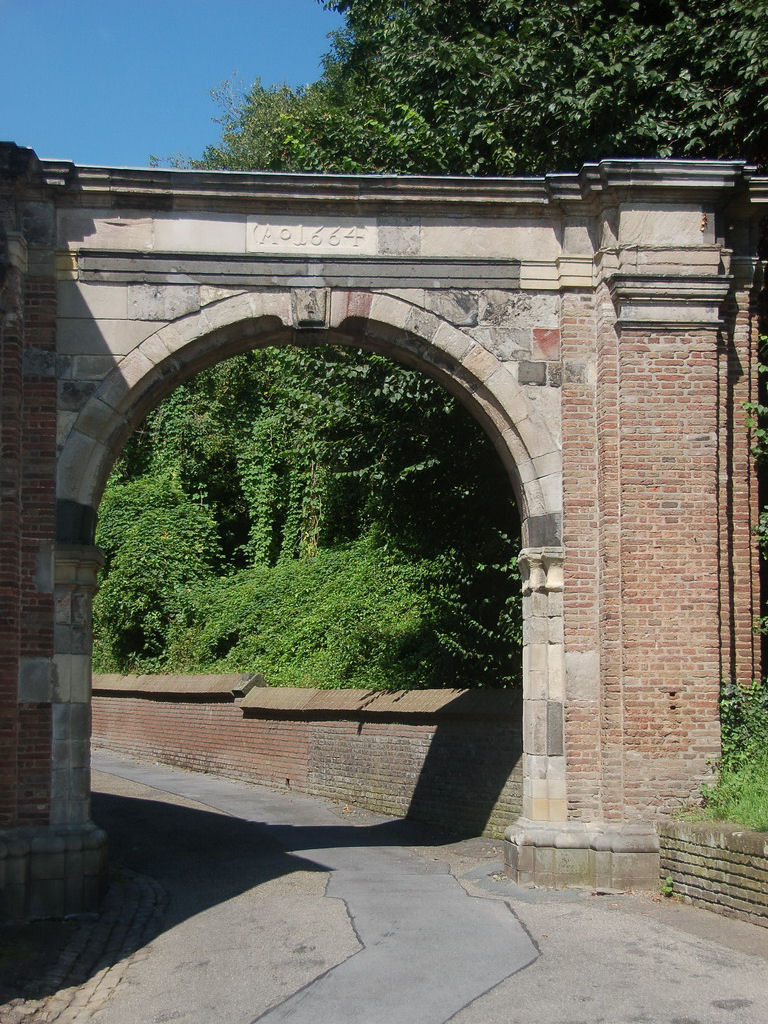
left=720, top=679, right=768, bottom=770
left=694, top=680, right=768, bottom=830
left=164, top=536, right=521, bottom=689
left=93, top=476, right=220, bottom=672
left=93, top=346, right=523, bottom=688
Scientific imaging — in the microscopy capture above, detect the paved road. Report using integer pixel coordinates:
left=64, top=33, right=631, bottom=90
left=86, top=751, right=768, bottom=1024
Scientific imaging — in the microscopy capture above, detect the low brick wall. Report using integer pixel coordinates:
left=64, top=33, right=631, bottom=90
left=91, top=676, right=523, bottom=838
left=659, top=821, right=768, bottom=928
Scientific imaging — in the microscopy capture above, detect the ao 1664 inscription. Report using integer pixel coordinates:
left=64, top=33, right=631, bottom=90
left=246, top=215, right=376, bottom=255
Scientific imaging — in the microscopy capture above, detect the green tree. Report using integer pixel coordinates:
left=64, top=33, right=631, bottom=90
left=199, top=0, right=767, bottom=176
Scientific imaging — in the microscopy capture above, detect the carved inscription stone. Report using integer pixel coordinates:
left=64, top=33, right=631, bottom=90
left=247, top=215, right=377, bottom=255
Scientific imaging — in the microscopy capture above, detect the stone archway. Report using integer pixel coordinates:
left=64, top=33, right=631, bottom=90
left=1, top=146, right=765, bottom=916
left=54, top=288, right=566, bottom=839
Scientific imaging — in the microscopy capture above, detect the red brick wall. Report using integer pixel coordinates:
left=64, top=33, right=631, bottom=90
left=617, top=324, right=722, bottom=815
left=0, top=247, right=24, bottom=828
left=0, top=189, right=57, bottom=828
left=18, top=271, right=57, bottom=825
left=91, top=694, right=523, bottom=837
left=93, top=697, right=311, bottom=789
left=595, top=292, right=626, bottom=822
left=718, top=288, right=761, bottom=687
left=560, top=287, right=746, bottom=822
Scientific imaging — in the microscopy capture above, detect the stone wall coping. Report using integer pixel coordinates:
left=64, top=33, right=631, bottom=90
left=91, top=678, right=523, bottom=718
left=92, top=672, right=257, bottom=699
left=41, top=158, right=757, bottom=210
left=659, top=819, right=768, bottom=858
left=237, top=685, right=522, bottom=719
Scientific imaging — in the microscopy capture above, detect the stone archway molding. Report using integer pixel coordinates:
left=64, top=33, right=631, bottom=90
left=56, top=288, right=563, bottom=544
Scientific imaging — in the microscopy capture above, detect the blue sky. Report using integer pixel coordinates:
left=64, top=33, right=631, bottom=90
left=1, top=0, right=344, bottom=167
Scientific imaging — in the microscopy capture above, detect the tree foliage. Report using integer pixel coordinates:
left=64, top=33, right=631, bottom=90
left=93, top=347, right=522, bottom=687
left=198, top=0, right=767, bottom=176
left=94, top=476, right=221, bottom=671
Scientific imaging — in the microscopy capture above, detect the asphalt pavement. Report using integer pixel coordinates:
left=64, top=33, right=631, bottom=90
left=8, top=749, right=766, bottom=1024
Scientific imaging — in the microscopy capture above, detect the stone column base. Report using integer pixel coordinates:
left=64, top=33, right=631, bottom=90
left=504, top=820, right=660, bottom=890
left=0, top=823, right=107, bottom=922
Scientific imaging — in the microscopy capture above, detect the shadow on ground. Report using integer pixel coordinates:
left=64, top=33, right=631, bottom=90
left=0, top=778, right=478, bottom=1015
left=0, top=916, right=79, bottom=1004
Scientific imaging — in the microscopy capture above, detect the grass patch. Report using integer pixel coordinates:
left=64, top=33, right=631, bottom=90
left=681, top=678, right=768, bottom=832
left=705, top=755, right=768, bottom=831
left=691, top=751, right=768, bottom=832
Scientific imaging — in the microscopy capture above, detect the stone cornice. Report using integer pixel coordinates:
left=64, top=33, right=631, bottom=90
left=608, top=273, right=732, bottom=329
left=576, top=159, right=752, bottom=197
left=40, top=158, right=761, bottom=213
left=42, top=162, right=553, bottom=210
left=0, top=142, right=44, bottom=184
left=744, top=176, right=768, bottom=204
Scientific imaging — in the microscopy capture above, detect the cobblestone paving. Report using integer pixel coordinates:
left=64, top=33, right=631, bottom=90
left=0, top=872, right=166, bottom=1024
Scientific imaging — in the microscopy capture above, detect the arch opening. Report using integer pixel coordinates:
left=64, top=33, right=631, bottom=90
left=91, top=338, right=523, bottom=694
left=54, top=293, right=566, bottom=843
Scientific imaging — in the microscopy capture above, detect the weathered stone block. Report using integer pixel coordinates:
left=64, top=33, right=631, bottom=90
left=378, top=217, right=421, bottom=256
left=28, top=878, right=65, bottom=920
left=612, top=852, right=660, bottom=890
left=519, top=360, right=547, bottom=385
left=22, top=200, right=56, bottom=245
left=154, top=212, right=246, bottom=252
left=128, top=283, right=200, bottom=321
left=547, top=701, right=564, bottom=756
left=593, top=849, right=613, bottom=890
left=23, top=347, right=57, bottom=377
left=554, top=847, right=592, bottom=885
left=58, top=316, right=156, bottom=357
left=532, top=328, right=561, bottom=360
left=565, top=651, right=600, bottom=701
left=619, top=203, right=707, bottom=247
left=472, top=326, right=531, bottom=361
left=58, top=208, right=150, bottom=248
left=462, top=342, right=500, bottom=382
left=58, top=280, right=129, bottom=320
left=424, top=289, right=478, bottom=326
left=478, top=289, right=559, bottom=328
left=562, top=359, right=589, bottom=384
left=18, top=657, right=55, bottom=702
left=69, top=354, right=119, bottom=381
